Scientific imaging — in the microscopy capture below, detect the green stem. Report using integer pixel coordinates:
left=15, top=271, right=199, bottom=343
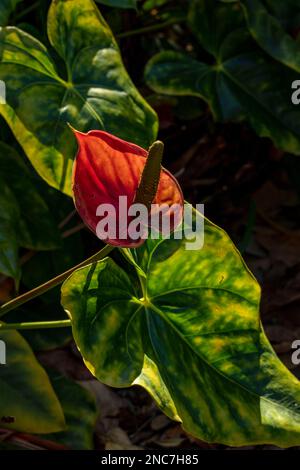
left=0, top=244, right=114, bottom=318
left=0, top=319, right=72, bottom=331
left=117, top=17, right=185, bottom=39
left=15, top=1, right=39, bottom=21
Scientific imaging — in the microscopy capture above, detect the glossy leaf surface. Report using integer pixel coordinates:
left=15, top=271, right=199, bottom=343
left=0, top=330, right=65, bottom=433
left=61, top=211, right=300, bottom=447
left=0, top=0, right=157, bottom=195
left=145, top=0, right=300, bottom=155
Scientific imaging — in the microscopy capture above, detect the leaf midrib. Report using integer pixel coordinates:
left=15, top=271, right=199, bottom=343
left=1, top=38, right=116, bottom=132
left=2, top=35, right=61, bottom=81
left=139, top=242, right=300, bottom=420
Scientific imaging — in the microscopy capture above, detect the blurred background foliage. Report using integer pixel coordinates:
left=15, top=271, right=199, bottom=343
left=0, top=0, right=300, bottom=450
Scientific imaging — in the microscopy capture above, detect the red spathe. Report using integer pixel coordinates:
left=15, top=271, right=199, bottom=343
left=72, top=129, right=184, bottom=247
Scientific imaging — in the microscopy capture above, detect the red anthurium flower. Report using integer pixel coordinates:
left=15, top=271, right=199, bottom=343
left=72, top=129, right=184, bottom=247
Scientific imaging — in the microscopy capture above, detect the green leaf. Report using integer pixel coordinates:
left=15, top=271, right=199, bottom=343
left=189, top=0, right=244, bottom=57
left=0, top=0, right=158, bottom=195
left=263, top=0, right=300, bottom=30
left=6, top=233, right=83, bottom=350
left=0, top=329, right=65, bottom=433
left=0, top=176, right=20, bottom=280
left=145, top=50, right=242, bottom=121
left=0, top=0, right=22, bottom=26
left=95, top=0, right=137, bottom=8
left=241, top=0, right=300, bottom=73
left=0, top=142, right=61, bottom=251
left=61, top=210, right=300, bottom=447
left=44, top=372, right=98, bottom=449
left=145, top=0, right=300, bottom=155
left=133, top=354, right=180, bottom=422
left=0, top=142, right=61, bottom=280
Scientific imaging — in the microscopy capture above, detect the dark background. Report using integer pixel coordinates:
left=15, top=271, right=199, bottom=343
left=1, top=0, right=300, bottom=450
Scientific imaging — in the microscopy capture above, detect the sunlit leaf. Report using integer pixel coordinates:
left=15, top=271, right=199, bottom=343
left=0, top=0, right=157, bottom=195
left=0, top=330, right=65, bottom=433
left=133, top=354, right=180, bottom=422
left=61, top=210, right=300, bottom=447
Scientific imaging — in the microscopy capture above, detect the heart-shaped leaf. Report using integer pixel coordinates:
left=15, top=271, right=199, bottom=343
left=61, top=209, right=300, bottom=447
left=145, top=0, right=300, bottom=155
left=0, top=0, right=157, bottom=195
left=0, top=330, right=65, bottom=433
